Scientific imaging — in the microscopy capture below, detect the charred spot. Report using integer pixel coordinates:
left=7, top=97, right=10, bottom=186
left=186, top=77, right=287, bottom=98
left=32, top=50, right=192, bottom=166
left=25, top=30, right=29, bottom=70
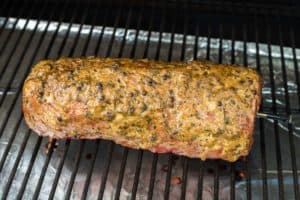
left=130, top=92, right=135, bottom=97
left=38, top=90, right=44, bottom=98
left=239, top=79, right=245, bottom=84
left=98, top=94, right=105, bottom=101
left=96, top=82, right=103, bottom=91
left=150, top=135, right=157, bottom=142
left=224, top=117, right=230, bottom=124
left=128, top=107, right=135, bottom=114
left=203, top=71, right=208, bottom=76
left=163, top=73, right=171, bottom=80
left=141, top=103, right=148, bottom=112
left=169, top=90, right=175, bottom=107
left=106, top=112, right=115, bottom=121
left=229, top=87, right=238, bottom=93
left=110, top=62, right=121, bottom=71
left=142, top=90, right=147, bottom=96
left=67, top=70, right=74, bottom=80
left=57, top=116, right=63, bottom=122
left=146, top=78, right=156, bottom=86
left=216, top=129, right=223, bottom=135
left=172, top=131, right=179, bottom=136
left=197, top=80, right=202, bottom=88
left=230, top=99, right=236, bottom=105
left=169, top=96, right=175, bottom=108
left=217, top=101, right=222, bottom=106
left=117, top=78, right=121, bottom=83
left=252, top=90, right=257, bottom=95
left=85, top=111, right=93, bottom=119
left=77, top=82, right=84, bottom=91
left=121, top=71, right=128, bottom=76
left=248, top=79, right=253, bottom=84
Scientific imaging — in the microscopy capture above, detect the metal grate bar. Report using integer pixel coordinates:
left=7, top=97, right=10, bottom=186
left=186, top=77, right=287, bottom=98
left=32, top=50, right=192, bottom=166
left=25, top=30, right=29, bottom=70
left=54, top=1, right=93, bottom=197
left=242, top=23, right=252, bottom=200
left=114, top=3, right=136, bottom=199
left=206, top=25, right=211, bottom=60
left=117, top=4, right=133, bottom=58
left=143, top=0, right=156, bottom=60
left=180, top=158, right=189, bottom=200
left=97, top=142, right=114, bottom=200
left=289, top=20, right=300, bottom=110
left=195, top=18, right=205, bottom=200
left=56, top=1, right=83, bottom=57
left=105, top=1, right=123, bottom=58
left=0, top=0, right=49, bottom=172
left=78, top=1, right=120, bottom=198
left=16, top=137, right=47, bottom=199
left=255, top=13, right=269, bottom=200
left=129, top=1, right=145, bottom=58
left=278, top=15, right=299, bottom=200
left=65, top=141, right=86, bottom=199
left=147, top=154, right=158, bottom=200
left=196, top=161, right=204, bottom=200
left=46, top=141, right=71, bottom=200
left=43, top=0, right=93, bottom=198
left=180, top=8, right=189, bottom=199
left=81, top=140, right=101, bottom=200
left=289, top=14, right=300, bottom=198
left=163, top=4, right=177, bottom=198
left=0, top=0, right=16, bottom=50
left=0, top=0, right=48, bottom=107
left=0, top=0, right=29, bottom=57
left=0, top=0, right=40, bottom=106
left=114, top=148, right=129, bottom=200
left=96, top=3, right=126, bottom=199
left=69, top=0, right=92, bottom=56
left=78, top=1, right=106, bottom=199
left=164, top=154, right=174, bottom=200
left=1, top=130, right=31, bottom=198
left=266, top=14, right=285, bottom=199
left=30, top=0, right=80, bottom=198
left=145, top=2, right=160, bottom=199
left=131, top=150, right=144, bottom=200
left=129, top=4, right=146, bottom=199
left=214, top=23, right=224, bottom=200
left=229, top=21, right=237, bottom=200
left=230, top=164, right=235, bottom=200
left=230, top=19, right=238, bottom=200
left=12, top=0, right=64, bottom=195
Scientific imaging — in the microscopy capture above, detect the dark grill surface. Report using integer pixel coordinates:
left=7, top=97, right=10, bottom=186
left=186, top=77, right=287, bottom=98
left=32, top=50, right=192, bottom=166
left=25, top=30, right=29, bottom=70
left=0, top=0, right=299, bottom=199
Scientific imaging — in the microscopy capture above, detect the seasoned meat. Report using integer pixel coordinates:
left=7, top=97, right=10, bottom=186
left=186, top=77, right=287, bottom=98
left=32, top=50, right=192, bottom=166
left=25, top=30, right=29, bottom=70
left=22, top=57, right=262, bottom=162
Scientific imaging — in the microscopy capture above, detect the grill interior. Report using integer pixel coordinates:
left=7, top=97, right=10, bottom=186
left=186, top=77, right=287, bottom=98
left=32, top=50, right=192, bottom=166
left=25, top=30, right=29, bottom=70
left=0, top=0, right=299, bottom=199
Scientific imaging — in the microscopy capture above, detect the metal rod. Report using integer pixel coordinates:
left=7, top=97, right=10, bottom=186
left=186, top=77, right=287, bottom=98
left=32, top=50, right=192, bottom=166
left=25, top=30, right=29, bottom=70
left=130, top=4, right=146, bottom=199
left=164, top=2, right=176, bottom=199
left=97, top=142, right=114, bottom=200
left=288, top=14, right=300, bottom=200
left=255, top=12, right=269, bottom=200
left=278, top=13, right=299, bottom=200
left=180, top=4, right=189, bottom=199
left=242, top=18, right=252, bottom=200
left=256, top=112, right=289, bottom=122
left=266, top=13, right=285, bottom=199
left=196, top=161, right=205, bottom=200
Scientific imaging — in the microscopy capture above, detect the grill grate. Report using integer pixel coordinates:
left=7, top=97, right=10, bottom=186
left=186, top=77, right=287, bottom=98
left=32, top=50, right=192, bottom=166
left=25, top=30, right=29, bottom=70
left=0, top=0, right=300, bottom=199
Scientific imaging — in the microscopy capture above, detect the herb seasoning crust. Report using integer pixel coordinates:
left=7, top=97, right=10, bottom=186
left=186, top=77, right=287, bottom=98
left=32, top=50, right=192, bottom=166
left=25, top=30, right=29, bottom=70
left=23, top=57, right=262, bottom=162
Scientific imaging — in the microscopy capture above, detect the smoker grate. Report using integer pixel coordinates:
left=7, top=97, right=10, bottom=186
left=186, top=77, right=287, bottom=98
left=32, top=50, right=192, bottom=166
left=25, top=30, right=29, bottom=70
left=0, top=0, right=300, bottom=199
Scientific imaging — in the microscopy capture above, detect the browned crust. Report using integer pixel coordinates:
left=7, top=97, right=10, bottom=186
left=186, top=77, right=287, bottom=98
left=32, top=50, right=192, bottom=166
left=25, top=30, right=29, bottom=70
left=23, top=58, right=262, bottom=162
